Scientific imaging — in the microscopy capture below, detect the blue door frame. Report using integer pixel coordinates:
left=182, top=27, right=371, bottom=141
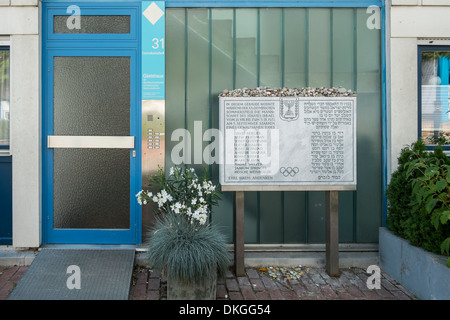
left=42, top=2, right=142, bottom=244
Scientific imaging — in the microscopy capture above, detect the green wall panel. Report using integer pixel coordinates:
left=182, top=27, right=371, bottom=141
left=284, top=8, right=307, bottom=88
left=166, top=8, right=186, bottom=171
left=165, top=7, right=382, bottom=244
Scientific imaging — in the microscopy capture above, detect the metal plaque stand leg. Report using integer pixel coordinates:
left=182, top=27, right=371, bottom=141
left=326, top=191, right=340, bottom=277
left=234, top=191, right=245, bottom=276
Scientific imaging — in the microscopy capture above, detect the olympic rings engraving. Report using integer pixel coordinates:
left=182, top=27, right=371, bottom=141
left=280, top=167, right=299, bottom=177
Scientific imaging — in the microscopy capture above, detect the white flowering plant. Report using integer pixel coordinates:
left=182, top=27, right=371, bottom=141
left=136, top=166, right=230, bottom=288
left=136, top=165, right=221, bottom=226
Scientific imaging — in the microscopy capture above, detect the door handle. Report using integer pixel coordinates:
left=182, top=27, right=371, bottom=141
left=47, top=136, right=135, bottom=149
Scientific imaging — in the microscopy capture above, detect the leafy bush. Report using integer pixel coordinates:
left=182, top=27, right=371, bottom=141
left=386, top=144, right=417, bottom=238
left=386, top=140, right=450, bottom=267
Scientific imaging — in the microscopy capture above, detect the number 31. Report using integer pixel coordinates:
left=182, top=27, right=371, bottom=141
left=152, top=38, right=164, bottom=49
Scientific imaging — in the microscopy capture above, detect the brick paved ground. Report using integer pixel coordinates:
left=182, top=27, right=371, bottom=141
left=128, top=266, right=418, bottom=300
left=1, top=264, right=417, bottom=301
left=0, top=265, right=28, bottom=300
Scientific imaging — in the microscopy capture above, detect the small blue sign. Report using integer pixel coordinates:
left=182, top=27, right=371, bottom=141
left=142, top=1, right=165, bottom=100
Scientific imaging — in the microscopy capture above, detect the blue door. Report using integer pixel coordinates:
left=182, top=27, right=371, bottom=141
left=0, top=156, right=12, bottom=245
left=42, top=3, right=141, bottom=244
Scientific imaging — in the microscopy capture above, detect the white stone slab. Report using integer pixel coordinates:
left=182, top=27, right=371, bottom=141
left=219, top=97, right=357, bottom=190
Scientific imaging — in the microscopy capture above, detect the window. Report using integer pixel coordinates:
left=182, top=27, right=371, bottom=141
left=0, top=47, right=9, bottom=149
left=53, top=15, right=131, bottom=34
left=419, top=46, right=450, bottom=148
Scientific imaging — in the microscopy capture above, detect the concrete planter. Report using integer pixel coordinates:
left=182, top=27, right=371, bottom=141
left=167, top=273, right=217, bottom=300
left=379, top=227, right=450, bottom=300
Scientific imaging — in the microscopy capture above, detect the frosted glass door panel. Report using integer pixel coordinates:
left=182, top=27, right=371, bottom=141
left=52, top=55, right=131, bottom=230
left=54, top=15, right=131, bottom=34
left=54, top=56, right=130, bottom=136
left=53, top=148, right=130, bottom=229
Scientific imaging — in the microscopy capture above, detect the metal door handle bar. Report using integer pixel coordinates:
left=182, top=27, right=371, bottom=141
left=47, top=136, right=135, bottom=149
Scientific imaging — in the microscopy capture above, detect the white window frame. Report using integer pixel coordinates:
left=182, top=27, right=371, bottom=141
left=418, top=42, right=450, bottom=154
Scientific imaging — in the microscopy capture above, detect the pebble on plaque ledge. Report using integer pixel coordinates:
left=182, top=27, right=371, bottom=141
left=219, top=86, right=357, bottom=98
left=258, top=265, right=310, bottom=282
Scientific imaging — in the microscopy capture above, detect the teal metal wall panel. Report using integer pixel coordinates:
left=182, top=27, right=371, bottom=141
left=284, top=8, right=307, bottom=89
left=165, top=7, right=382, bottom=244
left=284, top=191, right=307, bottom=243
left=165, top=8, right=186, bottom=171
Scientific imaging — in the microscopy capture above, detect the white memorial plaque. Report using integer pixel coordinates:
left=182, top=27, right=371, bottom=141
left=219, top=97, right=357, bottom=191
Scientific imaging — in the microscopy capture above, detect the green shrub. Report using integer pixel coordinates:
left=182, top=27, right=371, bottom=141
left=386, top=140, right=450, bottom=267
left=386, top=144, right=417, bottom=238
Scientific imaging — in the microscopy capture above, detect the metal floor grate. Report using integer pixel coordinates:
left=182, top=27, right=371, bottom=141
left=7, top=248, right=135, bottom=300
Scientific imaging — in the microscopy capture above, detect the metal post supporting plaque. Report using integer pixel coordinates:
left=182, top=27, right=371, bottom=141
left=325, top=191, right=339, bottom=277
left=234, top=191, right=245, bottom=276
